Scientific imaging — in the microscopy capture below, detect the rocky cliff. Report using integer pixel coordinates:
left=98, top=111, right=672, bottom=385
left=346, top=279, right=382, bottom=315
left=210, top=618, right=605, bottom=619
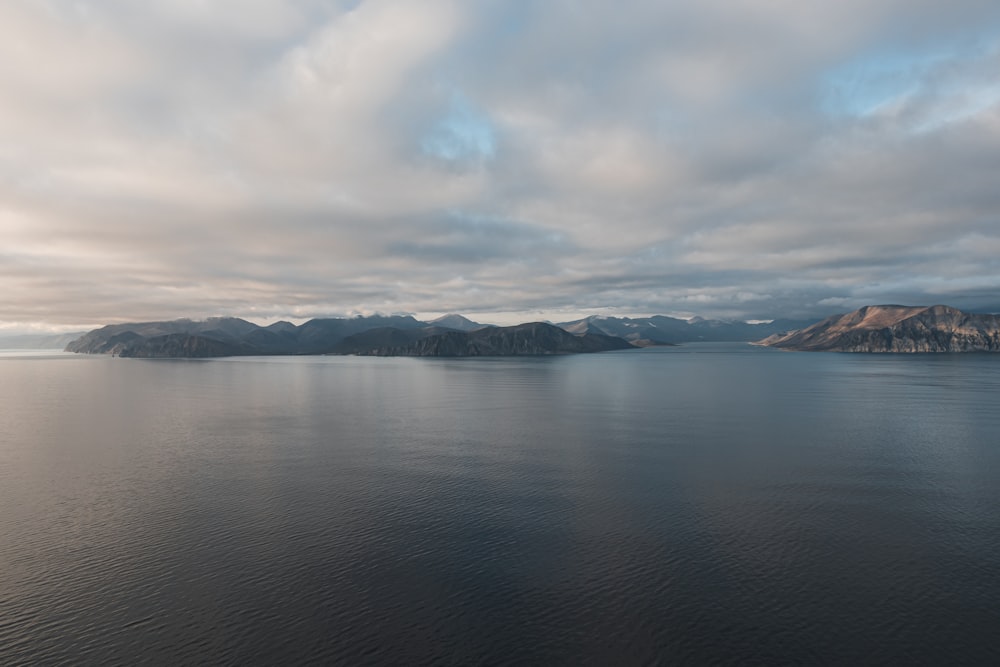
left=756, top=305, right=1000, bottom=352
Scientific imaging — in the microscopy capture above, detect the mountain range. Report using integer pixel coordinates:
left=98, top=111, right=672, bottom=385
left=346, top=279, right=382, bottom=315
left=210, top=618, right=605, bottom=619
left=60, top=305, right=1000, bottom=358
left=64, top=315, right=634, bottom=358
left=63, top=312, right=818, bottom=358
left=755, top=305, right=1000, bottom=352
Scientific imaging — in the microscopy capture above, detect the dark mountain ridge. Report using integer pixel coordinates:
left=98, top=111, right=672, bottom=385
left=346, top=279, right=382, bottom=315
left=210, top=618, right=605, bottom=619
left=65, top=315, right=632, bottom=358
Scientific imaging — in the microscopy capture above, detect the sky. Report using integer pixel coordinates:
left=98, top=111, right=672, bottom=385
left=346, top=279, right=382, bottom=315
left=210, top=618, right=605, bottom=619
left=2, top=0, right=1000, bottom=331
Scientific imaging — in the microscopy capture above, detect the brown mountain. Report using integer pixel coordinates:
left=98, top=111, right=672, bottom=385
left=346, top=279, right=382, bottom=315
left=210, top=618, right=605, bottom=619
left=755, top=305, right=1000, bottom=352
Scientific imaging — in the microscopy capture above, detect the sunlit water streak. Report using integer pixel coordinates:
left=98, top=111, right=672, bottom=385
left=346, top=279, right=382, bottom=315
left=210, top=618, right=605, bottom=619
left=1, top=345, right=998, bottom=664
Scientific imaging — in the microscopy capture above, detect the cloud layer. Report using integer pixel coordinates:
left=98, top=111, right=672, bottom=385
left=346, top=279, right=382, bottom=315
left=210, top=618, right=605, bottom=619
left=3, top=0, right=999, bottom=329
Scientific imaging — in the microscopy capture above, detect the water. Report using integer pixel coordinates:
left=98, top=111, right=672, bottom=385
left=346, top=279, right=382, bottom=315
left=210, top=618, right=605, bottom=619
left=1, top=345, right=999, bottom=665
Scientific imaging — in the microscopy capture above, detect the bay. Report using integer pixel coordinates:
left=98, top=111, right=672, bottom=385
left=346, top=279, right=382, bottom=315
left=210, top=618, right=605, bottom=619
left=1, top=344, right=999, bottom=664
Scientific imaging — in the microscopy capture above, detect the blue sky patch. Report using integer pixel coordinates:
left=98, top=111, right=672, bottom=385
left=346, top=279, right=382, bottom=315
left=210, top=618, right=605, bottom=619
left=821, top=39, right=1000, bottom=134
left=821, top=49, right=948, bottom=118
left=421, top=92, right=496, bottom=164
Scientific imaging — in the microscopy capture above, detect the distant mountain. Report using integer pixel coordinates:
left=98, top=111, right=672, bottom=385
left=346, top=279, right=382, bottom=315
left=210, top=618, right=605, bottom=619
left=353, top=322, right=635, bottom=356
left=558, top=314, right=812, bottom=345
left=428, top=313, right=489, bottom=331
left=755, top=305, right=1000, bottom=352
left=65, top=315, right=633, bottom=358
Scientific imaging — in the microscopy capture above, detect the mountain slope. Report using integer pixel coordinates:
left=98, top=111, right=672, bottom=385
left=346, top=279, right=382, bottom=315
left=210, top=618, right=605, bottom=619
left=116, top=334, right=250, bottom=358
left=353, top=322, right=635, bottom=356
left=756, top=305, right=1000, bottom=352
left=331, top=326, right=454, bottom=354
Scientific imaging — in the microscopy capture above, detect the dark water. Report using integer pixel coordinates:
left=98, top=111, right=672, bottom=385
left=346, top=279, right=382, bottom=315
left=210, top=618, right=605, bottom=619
left=2, top=344, right=999, bottom=665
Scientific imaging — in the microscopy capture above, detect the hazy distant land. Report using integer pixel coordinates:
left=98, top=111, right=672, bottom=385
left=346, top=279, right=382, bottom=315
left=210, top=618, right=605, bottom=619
left=0, top=331, right=88, bottom=350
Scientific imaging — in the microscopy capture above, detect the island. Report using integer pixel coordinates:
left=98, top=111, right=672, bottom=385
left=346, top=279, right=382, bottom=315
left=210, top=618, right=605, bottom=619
left=65, top=316, right=635, bottom=358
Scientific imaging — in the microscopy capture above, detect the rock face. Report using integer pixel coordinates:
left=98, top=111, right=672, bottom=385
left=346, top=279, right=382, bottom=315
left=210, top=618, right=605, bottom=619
left=756, top=305, right=1000, bottom=352
left=355, top=322, right=635, bottom=356
left=65, top=316, right=634, bottom=358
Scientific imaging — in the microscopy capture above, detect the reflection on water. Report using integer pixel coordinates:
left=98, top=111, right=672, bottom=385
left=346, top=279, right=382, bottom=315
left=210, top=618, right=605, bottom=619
left=1, top=345, right=999, bottom=664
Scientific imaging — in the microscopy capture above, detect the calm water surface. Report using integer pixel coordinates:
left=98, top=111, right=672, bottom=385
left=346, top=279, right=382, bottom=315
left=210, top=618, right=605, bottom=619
left=1, top=345, right=999, bottom=665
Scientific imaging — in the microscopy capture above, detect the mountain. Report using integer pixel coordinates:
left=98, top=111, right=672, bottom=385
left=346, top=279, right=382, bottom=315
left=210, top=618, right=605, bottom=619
left=65, top=315, right=633, bottom=358
left=428, top=314, right=489, bottom=331
left=66, top=317, right=261, bottom=354
left=558, top=314, right=813, bottom=345
left=755, top=305, right=1000, bottom=352
left=353, top=322, right=635, bottom=356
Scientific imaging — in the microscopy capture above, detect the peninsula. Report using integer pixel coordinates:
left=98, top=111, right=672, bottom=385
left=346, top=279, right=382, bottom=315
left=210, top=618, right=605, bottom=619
left=755, top=305, right=1000, bottom=352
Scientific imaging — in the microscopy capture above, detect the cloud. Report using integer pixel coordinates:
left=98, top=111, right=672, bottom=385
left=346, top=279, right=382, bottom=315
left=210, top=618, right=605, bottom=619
left=1, top=0, right=1000, bottom=330
left=386, top=212, right=571, bottom=264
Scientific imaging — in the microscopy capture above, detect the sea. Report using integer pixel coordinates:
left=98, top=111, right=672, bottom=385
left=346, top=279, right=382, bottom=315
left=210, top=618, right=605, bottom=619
left=2, top=344, right=998, bottom=665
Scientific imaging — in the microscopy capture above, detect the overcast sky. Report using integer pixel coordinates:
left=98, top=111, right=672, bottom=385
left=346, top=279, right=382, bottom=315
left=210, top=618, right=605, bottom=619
left=3, top=0, right=999, bottom=330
